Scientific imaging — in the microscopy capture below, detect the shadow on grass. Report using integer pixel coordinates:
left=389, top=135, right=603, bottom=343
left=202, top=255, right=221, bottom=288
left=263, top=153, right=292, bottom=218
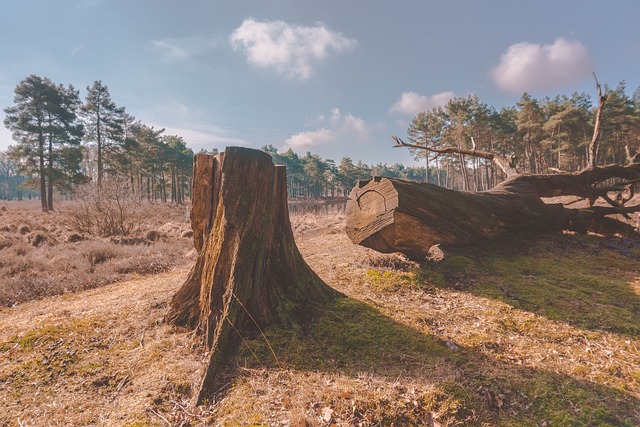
left=239, top=297, right=639, bottom=426
left=429, top=232, right=640, bottom=338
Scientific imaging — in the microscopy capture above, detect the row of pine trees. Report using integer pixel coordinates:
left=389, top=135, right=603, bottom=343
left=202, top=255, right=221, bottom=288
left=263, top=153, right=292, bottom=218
left=405, top=82, right=640, bottom=191
left=3, top=75, right=639, bottom=204
left=2, top=75, right=194, bottom=210
left=0, top=75, right=429, bottom=204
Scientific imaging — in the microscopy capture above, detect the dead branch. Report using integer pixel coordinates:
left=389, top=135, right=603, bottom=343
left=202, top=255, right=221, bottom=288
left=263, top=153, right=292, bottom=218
left=626, top=145, right=640, bottom=164
left=588, top=73, right=607, bottom=168
left=392, top=135, right=519, bottom=177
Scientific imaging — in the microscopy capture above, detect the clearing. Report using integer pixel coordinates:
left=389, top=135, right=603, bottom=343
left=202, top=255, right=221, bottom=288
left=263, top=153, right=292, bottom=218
left=1, top=212, right=639, bottom=426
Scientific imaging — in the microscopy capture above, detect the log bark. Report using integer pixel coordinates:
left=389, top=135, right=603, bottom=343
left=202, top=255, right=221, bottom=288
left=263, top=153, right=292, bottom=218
left=166, top=147, right=340, bottom=403
left=346, top=167, right=640, bottom=258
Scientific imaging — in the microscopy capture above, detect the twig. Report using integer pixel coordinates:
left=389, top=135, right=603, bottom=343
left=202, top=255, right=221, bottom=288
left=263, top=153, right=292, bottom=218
left=17, top=419, right=25, bottom=427
left=171, top=400, right=199, bottom=418
left=562, top=197, right=586, bottom=206
left=225, top=317, right=265, bottom=368
left=232, top=293, right=281, bottom=368
left=116, top=375, right=130, bottom=393
left=3, top=343, right=18, bottom=355
left=392, top=135, right=518, bottom=177
left=146, top=407, right=171, bottom=426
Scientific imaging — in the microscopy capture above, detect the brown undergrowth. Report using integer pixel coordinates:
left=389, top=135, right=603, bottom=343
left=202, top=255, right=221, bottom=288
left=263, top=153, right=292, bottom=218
left=0, top=200, right=195, bottom=307
left=0, top=207, right=639, bottom=426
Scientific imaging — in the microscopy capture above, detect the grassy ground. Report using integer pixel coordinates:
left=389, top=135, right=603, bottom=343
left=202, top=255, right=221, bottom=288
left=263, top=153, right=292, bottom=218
left=0, top=207, right=639, bottom=426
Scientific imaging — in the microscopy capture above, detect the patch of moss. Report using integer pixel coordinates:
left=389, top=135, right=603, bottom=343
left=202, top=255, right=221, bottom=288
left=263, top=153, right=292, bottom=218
left=239, top=298, right=449, bottom=374
left=438, top=255, right=475, bottom=274
left=13, top=325, right=71, bottom=350
left=365, top=269, right=427, bottom=293
left=434, top=234, right=640, bottom=337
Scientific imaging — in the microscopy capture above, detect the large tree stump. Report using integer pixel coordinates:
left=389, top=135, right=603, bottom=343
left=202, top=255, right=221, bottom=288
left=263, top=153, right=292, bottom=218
left=166, top=147, right=340, bottom=403
left=346, top=169, right=640, bottom=259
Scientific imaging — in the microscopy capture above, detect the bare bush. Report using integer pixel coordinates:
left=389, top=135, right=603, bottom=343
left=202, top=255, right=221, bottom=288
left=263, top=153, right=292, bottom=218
left=65, top=179, right=147, bottom=237
left=83, top=242, right=118, bottom=266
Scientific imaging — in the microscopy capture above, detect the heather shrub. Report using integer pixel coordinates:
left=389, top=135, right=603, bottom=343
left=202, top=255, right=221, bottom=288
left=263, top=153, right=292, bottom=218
left=0, top=200, right=193, bottom=307
left=83, top=241, right=119, bottom=266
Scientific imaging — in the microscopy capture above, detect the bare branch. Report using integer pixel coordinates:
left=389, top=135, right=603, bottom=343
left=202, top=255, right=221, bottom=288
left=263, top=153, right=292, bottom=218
left=583, top=203, right=640, bottom=217
left=626, top=145, right=640, bottom=164
left=392, top=135, right=519, bottom=177
left=588, top=73, right=607, bottom=168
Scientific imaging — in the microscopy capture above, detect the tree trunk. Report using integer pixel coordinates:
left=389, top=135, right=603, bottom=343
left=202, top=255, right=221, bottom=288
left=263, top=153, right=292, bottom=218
left=38, top=129, right=47, bottom=212
left=166, top=147, right=340, bottom=404
left=346, top=166, right=640, bottom=259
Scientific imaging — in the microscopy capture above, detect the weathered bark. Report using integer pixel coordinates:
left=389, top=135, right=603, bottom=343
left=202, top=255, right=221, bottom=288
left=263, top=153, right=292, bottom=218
left=346, top=164, right=640, bottom=258
left=166, top=147, right=340, bottom=403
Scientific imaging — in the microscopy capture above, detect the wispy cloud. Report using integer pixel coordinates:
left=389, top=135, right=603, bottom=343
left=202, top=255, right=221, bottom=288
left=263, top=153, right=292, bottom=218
left=283, top=108, right=377, bottom=151
left=69, top=43, right=87, bottom=56
left=389, top=91, right=456, bottom=116
left=144, top=102, right=248, bottom=152
left=151, top=36, right=218, bottom=62
left=160, top=124, right=248, bottom=152
left=490, top=38, right=593, bottom=94
left=229, top=18, right=358, bottom=80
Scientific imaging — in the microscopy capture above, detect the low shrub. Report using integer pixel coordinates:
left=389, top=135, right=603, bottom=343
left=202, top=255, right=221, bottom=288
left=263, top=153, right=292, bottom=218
left=64, top=179, right=147, bottom=237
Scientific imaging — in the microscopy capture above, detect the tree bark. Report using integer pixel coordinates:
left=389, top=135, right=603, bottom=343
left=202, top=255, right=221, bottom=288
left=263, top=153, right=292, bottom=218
left=346, top=164, right=640, bottom=259
left=166, top=147, right=340, bottom=403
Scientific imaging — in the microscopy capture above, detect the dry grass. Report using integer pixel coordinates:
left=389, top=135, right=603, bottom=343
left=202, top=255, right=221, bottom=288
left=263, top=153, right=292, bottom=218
left=0, top=200, right=195, bottom=307
left=0, top=204, right=639, bottom=426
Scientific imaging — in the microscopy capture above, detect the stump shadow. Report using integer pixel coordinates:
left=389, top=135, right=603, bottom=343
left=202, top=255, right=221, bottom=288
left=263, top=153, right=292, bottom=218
left=239, top=297, right=639, bottom=426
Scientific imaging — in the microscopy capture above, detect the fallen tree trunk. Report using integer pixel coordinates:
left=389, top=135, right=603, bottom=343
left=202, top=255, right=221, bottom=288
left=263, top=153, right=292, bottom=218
left=166, top=147, right=340, bottom=403
left=346, top=165, right=640, bottom=258
left=353, top=78, right=639, bottom=258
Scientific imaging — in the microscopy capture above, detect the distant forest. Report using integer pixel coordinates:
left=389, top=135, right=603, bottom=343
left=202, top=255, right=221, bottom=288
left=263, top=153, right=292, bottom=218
left=1, top=74, right=639, bottom=203
left=403, top=81, right=640, bottom=191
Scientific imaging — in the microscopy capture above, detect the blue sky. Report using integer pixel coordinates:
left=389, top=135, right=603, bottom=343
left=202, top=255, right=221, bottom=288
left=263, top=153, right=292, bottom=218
left=1, top=0, right=639, bottom=165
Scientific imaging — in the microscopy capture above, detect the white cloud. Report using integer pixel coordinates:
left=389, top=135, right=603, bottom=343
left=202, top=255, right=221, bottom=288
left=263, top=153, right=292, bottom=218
left=284, top=128, right=334, bottom=150
left=282, top=108, right=376, bottom=151
left=389, top=91, right=456, bottom=116
left=229, top=18, right=358, bottom=80
left=490, top=38, right=593, bottom=94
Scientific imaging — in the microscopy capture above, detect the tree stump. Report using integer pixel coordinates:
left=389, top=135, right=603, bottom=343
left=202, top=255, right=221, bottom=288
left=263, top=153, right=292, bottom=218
left=166, top=147, right=340, bottom=403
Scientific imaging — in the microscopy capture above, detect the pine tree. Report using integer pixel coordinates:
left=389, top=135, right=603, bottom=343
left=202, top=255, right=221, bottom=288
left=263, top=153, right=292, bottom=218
left=4, top=75, right=85, bottom=211
left=82, top=81, right=125, bottom=187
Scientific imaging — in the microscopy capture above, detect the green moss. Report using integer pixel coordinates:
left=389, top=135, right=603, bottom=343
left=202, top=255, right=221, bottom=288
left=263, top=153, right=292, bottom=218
left=438, top=255, right=475, bottom=274
left=365, top=269, right=427, bottom=293
left=434, top=234, right=640, bottom=337
left=239, top=297, right=448, bottom=374
left=14, top=325, right=70, bottom=349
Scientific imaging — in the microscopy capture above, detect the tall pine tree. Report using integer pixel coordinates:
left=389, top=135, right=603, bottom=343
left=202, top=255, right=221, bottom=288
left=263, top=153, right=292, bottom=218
left=4, top=75, right=85, bottom=211
left=82, top=80, right=125, bottom=187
